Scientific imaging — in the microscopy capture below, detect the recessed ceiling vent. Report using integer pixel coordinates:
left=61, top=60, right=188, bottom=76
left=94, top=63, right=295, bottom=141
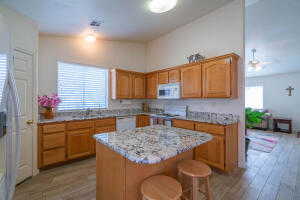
left=90, top=20, right=102, bottom=27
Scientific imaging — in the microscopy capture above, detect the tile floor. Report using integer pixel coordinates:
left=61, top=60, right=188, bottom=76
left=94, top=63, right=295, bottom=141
left=13, top=130, right=300, bottom=200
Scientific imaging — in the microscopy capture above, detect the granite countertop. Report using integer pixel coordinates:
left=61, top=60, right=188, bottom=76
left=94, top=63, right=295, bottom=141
left=38, top=111, right=238, bottom=125
left=93, top=125, right=213, bottom=164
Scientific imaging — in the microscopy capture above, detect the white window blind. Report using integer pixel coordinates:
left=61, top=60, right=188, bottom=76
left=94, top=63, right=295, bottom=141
left=57, top=62, right=108, bottom=110
left=245, top=86, right=263, bottom=109
left=0, top=54, right=7, bottom=103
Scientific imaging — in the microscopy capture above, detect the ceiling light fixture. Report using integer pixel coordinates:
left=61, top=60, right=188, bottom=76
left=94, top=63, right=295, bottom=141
left=84, top=34, right=96, bottom=43
left=148, top=0, right=178, bottom=13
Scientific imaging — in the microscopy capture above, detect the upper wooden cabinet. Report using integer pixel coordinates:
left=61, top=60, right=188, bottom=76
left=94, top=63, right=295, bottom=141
left=132, top=73, right=146, bottom=99
left=158, top=71, right=169, bottom=84
left=111, top=53, right=238, bottom=99
left=202, top=55, right=238, bottom=98
left=181, top=64, right=202, bottom=98
left=158, top=69, right=180, bottom=84
left=111, top=69, right=146, bottom=99
left=168, top=69, right=180, bottom=83
left=146, top=73, right=158, bottom=99
left=111, top=69, right=132, bottom=99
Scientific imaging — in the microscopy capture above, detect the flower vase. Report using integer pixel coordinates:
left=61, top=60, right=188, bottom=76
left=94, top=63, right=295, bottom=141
left=44, top=108, right=54, bottom=119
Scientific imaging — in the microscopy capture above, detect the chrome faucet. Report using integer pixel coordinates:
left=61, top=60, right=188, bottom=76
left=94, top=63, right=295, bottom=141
left=85, top=108, right=92, bottom=116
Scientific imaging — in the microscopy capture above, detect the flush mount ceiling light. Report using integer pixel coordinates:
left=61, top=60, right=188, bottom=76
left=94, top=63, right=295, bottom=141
left=148, top=0, right=178, bottom=13
left=84, top=34, right=96, bottom=43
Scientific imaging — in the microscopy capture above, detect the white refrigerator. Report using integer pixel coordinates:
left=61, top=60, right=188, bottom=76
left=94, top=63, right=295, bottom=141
left=0, top=14, right=21, bottom=200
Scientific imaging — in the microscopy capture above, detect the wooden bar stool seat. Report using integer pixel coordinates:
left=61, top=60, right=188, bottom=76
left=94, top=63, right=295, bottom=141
left=141, top=175, right=182, bottom=200
left=177, top=160, right=212, bottom=200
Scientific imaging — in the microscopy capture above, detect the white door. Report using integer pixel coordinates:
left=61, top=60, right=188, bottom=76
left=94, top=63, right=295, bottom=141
left=13, top=49, right=34, bottom=183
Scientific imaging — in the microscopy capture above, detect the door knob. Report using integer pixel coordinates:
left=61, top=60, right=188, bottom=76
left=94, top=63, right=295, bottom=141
left=26, top=120, right=34, bottom=125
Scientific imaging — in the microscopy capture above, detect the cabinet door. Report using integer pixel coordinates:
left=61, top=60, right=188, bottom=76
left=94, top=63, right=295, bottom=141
left=158, top=71, right=169, bottom=84
left=181, top=65, right=202, bottom=98
left=146, top=73, right=158, bottom=99
left=168, top=69, right=180, bottom=83
left=67, top=129, right=91, bottom=159
left=117, top=71, right=132, bottom=98
left=136, top=115, right=150, bottom=127
left=202, top=58, right=232, bottom=98
left=195, top=135, right=225, bottom=170
left=132, top=74, right=146, bottom=98
left=172, top=119, right=195, bottom=130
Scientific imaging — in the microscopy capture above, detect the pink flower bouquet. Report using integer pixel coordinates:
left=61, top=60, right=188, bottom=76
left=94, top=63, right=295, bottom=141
left=38, top=94, right=61, bottom=109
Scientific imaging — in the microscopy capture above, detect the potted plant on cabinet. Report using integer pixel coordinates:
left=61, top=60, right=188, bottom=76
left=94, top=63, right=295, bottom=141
left=38, top=94, right=61, bottom=119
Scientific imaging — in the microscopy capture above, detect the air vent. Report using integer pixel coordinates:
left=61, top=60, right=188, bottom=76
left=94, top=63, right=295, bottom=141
left=90, top=20, right=102, bottom=27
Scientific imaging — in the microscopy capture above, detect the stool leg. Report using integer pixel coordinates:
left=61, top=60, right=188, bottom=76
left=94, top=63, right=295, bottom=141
left=192, top=177, right=198, bottom=200
left=204, top=176, right=212, bottom=200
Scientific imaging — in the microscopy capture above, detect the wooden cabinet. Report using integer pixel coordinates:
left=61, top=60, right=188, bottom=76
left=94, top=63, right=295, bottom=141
left=111, top=53, right=238, bottom=100
left=38, top=123, right=66, bottom=167
left=67, top=129, right=92, bottom=159
left=111, top=69, right=146, bottom=99
left=132, top=73, right=146, bottom=98
left=92, top=118, right=116, bottom=153
left=111, top=69, right=132, bottom=99
left=194, top=122, right=238, bottom=172
left=202, top=55, right=238, bottom=98
left=171, top=119, right=238, bottom=172
left=136, top=115, right=150, bottom=127
left=158, top=69, right=180, bottom=84
left=158, top=71, right=169, bottom=84
left=38, top=117, right=116, bottom=168
left=146, top=73, right=158, bottom=99
left=172, top=119, right=195, bottom=130
left=181, top=65, right=202, bottom=98
left=168, top=69, right=180, bottom=83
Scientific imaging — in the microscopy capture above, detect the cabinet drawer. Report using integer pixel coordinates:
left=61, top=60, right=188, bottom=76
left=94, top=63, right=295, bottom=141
left=43, top=132, right=65, bottom=150
left=172, top=119, right=195, bottom=130
left=43, top=148, right=65, bottom=166
left=67, top=121, right=91, bottom=130
left=94, top=118, right=116, bottom=127
left=195, top=122, right=224, bottom=135
left=95, top=126, right=116, bottom=134
left=42, top=123, right=65, bottom=134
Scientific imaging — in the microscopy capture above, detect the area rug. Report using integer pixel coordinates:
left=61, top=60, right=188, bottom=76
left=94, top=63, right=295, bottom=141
left=247, top=130, right=279, bottom=153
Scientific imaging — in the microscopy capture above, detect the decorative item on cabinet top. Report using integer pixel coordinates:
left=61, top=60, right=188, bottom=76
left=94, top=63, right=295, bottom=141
left=110, top=53, right=239, bottom=99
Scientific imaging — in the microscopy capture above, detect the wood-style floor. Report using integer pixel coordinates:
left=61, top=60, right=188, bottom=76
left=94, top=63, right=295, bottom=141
left=13, top=130, right=300, bottom=200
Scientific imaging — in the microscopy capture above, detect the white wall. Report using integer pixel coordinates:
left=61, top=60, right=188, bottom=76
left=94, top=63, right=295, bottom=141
left=146, top=0, right=245, bottom=167
left=246, top=72, right=300, bottom=132
left=38, top=35, right=147, bottom=109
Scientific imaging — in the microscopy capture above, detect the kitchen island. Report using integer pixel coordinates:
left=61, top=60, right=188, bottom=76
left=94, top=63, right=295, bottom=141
left=94, top=125, right=212, bottom=200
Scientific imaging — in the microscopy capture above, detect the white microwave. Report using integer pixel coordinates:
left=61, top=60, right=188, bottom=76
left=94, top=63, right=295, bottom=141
left=157, top=83, right=180, bottom=99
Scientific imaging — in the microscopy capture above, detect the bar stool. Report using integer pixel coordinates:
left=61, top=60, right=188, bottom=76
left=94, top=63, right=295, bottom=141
left=177, top=160, right=212, bottom=200
left=141, top=175, right=182, bottom=200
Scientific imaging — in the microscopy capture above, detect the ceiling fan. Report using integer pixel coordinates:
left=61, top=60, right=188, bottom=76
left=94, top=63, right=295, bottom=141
left=248, top=48, right=271, bottom=71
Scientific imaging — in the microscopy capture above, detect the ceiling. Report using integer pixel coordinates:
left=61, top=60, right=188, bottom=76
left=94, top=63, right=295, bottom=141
left=1, top=0, right=233, bottom=42
left=246, top=0, right=300, bottom=77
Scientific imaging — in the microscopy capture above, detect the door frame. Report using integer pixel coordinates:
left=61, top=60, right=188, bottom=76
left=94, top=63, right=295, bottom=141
left=13, top=47, right=39, bottom=177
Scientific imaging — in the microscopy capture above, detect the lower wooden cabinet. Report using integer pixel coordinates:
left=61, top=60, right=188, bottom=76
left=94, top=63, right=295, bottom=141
left=67, top=129, right=92, bottom=159
left=136, top=115, right=150, bottom=127
left=172, top=119, right=195, bottom=130
left=42, top=147, right=66, bottom=166
left=38, top=117, right=116, bottom=168
left=172, top=119, right=238, bottom=172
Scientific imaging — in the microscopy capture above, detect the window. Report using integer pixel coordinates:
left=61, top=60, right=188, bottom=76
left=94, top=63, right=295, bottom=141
left=245, top=86, right=263, bottom=109
left=57, top=62, right=108, bottom=110
left=0, top=54, right=7, bottom=103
